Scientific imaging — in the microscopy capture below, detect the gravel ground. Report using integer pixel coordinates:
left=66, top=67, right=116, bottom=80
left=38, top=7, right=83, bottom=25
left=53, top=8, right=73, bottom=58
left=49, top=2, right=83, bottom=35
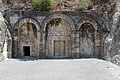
left=0, top=57, right=120, bottom=80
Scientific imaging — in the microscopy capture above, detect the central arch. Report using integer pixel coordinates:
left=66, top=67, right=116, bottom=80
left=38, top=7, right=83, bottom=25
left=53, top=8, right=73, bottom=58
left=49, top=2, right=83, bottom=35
left=42, top=13, right=75, bottom=58
left=46, top=18, right=71, bottom=57
left=42, top=13, right=75, bottom=32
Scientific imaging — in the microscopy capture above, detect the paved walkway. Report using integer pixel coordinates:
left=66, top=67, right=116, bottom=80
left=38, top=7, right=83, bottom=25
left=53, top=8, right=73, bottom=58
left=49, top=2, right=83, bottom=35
left=0, top=57, right=120, bottom=80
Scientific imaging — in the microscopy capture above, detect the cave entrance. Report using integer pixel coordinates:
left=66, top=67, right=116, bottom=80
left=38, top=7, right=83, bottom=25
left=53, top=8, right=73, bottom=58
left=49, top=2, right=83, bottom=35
left=23, top=46, right=30, bottom=56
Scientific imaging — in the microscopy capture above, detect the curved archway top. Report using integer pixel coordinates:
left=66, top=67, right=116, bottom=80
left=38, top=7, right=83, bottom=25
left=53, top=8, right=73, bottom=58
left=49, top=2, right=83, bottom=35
left=77, top=18, right=101, bottom=31
left=14, top=18, right=41, bottom=31
left=42, top=13, right=76, bottom=32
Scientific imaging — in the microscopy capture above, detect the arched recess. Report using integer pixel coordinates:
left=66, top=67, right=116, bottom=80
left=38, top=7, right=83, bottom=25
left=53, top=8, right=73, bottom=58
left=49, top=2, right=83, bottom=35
left=14, top=18, right=41, bottom=31
left=42, top=13, right=75, bottom=58
left=42, top=13, right=75, bottom=32
left=77, top=19, right=101, bottom=57
left=14, top=18, right=41, bottom=57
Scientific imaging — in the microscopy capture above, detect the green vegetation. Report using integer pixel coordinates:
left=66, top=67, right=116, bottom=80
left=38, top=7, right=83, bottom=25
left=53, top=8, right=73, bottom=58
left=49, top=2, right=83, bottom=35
left=50, top=0, right=58, bottom=10
left=78, top=0, right=93, bottom=11
left=32, top=0, right=93, bottom=11
left=32, top=0, right=51, bottom=11
left=32, top=0, right=58, bottom=11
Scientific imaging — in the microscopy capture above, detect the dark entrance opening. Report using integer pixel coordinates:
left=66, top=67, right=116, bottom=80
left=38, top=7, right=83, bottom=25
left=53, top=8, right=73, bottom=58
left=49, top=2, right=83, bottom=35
left=23, top=46, right=30, bottom=56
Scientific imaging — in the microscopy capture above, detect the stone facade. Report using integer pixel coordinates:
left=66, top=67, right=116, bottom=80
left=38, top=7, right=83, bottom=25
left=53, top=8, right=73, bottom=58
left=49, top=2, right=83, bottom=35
left=0, top=0, right=120, bottom=65
left=4, top=10, right=105, bottom=58
left=0, top=0, right=119, bottom=63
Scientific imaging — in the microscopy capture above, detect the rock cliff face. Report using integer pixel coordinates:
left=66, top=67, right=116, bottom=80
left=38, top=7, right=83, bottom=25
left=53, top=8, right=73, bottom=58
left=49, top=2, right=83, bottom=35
left=105, top=0, right=120, bottom=66
left=0, top=0, right=7, bottom=12
left=0, top=11, right=12, bottom=61
left=0, top=12, right=7, bottom=61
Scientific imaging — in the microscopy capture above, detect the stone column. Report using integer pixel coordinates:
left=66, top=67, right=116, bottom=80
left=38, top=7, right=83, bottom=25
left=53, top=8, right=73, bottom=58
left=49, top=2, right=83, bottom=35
left=94, top=31, right=97, bottom=57
left=41, top=31, right=46, bottom=58
left=14, top=36, right=18, bottom=57
left=75, top=31, right=80, bottom=58
left=100, top=30, right=105, bottom=57
left=71, top=31, right=79, bottom=58
left=38, top=32, right=42, bottom=56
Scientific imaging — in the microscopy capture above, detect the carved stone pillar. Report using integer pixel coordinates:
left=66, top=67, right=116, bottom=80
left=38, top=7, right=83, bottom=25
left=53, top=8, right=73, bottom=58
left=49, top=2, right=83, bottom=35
left=41, top=32, right=46, bottom=57
left=38, top=32, right=42, bottom=56
left=14, top=36, right=18, bottom=57
left=94, top=30, right=97, bottom=57
left=71, top=31, right=79, bottom=58
left=76, top=31, right=80, bottom=54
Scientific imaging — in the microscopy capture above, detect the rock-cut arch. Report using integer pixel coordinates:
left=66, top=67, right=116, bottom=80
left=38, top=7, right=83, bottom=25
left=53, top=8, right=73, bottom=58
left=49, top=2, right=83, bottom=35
left=13, top=18, right=41, bottom=57
left=77, top=18, right=102, bottom=57
left=42, top=13, right=75, bottom=32
left=42, top=13, right=75, bottom=58
left=14, top=17, right=41, bottom=31
left=77, top=18, right=101, bottom=31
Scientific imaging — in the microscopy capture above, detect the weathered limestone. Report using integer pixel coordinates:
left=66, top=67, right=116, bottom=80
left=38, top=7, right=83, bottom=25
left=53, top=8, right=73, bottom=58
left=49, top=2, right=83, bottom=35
left=46, top=18, right=71, bottom=57
left=0, top=4, right=119, bottom=69
left=0, top=12, right=12, bottom=61
left=111, top=55, right=120, bottom=66
left=0, top=1, right=118, bottom=64
left=5, top=11, right=103, bottom=58
left=0, top=1, right=119, bottom=69
left=104, top=0, right=120, bottom=65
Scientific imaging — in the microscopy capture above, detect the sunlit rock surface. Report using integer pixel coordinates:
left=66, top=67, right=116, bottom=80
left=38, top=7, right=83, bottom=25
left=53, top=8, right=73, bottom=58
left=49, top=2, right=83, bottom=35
left=105, top=0, right=120, bottom=65
left=0, top=12, right=8, bottom=61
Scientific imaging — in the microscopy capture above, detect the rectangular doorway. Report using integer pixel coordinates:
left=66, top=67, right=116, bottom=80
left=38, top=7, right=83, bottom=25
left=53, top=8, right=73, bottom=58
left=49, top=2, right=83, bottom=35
left=54, top=40, right=65, bottom=56
left=23, top=46, right=30, bottom=56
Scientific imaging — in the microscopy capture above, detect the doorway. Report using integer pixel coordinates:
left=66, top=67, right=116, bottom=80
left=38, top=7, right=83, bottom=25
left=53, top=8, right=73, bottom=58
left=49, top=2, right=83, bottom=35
left=19, top=23, right=37, bottom=57
left=54, top=40, right=65, bottom=56
left=23, top=46, right=30, bottom=56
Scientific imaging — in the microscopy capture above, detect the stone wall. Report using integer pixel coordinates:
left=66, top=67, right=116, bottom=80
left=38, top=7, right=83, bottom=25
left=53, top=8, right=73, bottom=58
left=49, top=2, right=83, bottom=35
left=4, top=10, right=107, bottom=58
